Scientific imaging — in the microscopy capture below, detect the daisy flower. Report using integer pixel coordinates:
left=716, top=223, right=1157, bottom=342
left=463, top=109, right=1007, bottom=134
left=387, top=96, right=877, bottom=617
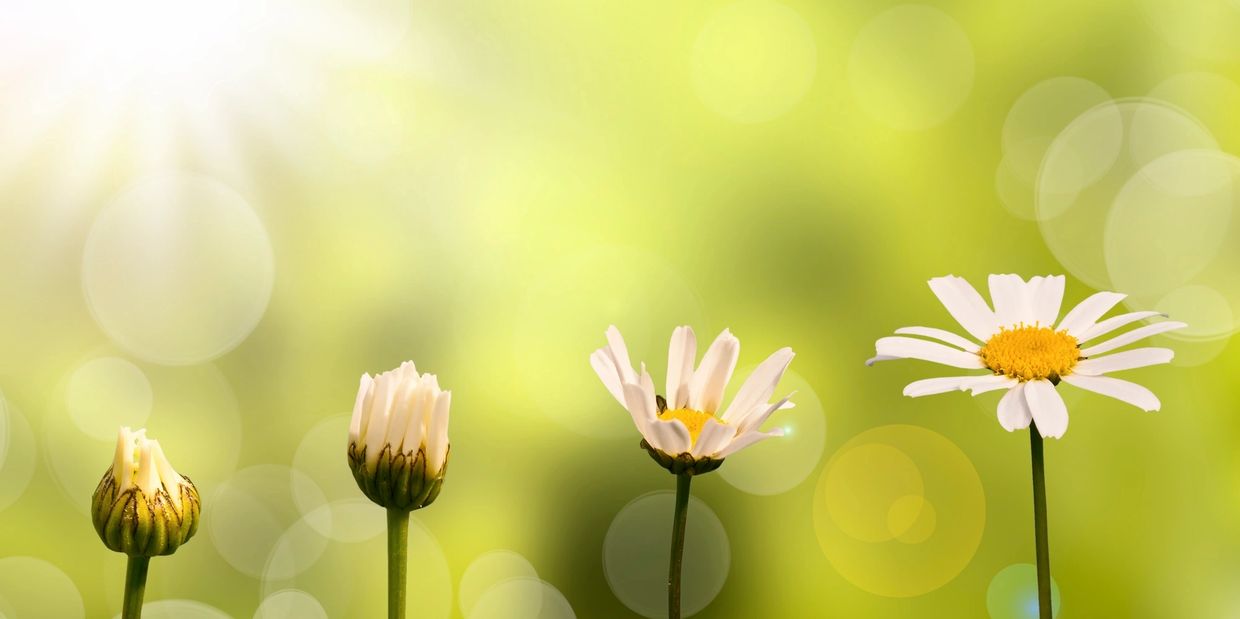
left=591, top=325, right=795, bottom=473
left=867, top=274, right=1186, bottom=438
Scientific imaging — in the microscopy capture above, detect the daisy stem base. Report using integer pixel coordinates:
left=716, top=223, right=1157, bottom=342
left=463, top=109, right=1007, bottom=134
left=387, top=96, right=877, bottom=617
left=668, top=472, right=691, bottom=619
left=122, top=555, right=149, bottom=619
left=1030, top=424, right=1052, bottom=619
left=387, top=508, right=409, bottom=619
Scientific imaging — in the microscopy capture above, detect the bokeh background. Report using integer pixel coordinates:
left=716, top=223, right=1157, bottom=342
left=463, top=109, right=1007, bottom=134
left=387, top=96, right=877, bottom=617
left=1, top=0, right=1239, bottom=617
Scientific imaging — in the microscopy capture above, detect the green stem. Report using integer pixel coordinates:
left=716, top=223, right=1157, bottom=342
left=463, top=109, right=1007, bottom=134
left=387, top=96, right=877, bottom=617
left=668, top=473, right=692, bottom=619
left=386, top=508, right=409, bottom=619
left=122, top=556, right=149, bottom=619
left=1030, top=424, right=1052, bottom=619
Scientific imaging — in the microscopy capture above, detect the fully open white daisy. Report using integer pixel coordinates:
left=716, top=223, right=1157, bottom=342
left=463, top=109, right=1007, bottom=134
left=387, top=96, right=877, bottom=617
left=591, top=325, right=794, bottom=470
left=867, top=274, right=1186, bottom=438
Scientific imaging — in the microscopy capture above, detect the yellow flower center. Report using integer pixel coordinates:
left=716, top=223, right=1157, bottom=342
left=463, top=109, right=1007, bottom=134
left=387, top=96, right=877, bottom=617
left=979, top=325, right=1080, bottom=382
left=658, top=408, right=716, bottom=445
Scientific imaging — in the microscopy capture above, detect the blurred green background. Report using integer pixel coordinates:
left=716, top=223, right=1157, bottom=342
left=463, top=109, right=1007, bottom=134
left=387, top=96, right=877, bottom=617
left=2, top=0, right=1240, bottom=617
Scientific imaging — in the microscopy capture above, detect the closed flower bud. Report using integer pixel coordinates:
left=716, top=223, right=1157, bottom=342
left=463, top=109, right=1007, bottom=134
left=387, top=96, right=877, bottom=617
left=348, top=361, right=452, bottom=511
left=92, top=427, right=201, bottom=557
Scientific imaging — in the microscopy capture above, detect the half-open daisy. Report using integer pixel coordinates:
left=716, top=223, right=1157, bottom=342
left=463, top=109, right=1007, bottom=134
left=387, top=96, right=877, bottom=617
left=867, top=274, right=1186, bottom=439
left=591, top=325, right=794, bottom=474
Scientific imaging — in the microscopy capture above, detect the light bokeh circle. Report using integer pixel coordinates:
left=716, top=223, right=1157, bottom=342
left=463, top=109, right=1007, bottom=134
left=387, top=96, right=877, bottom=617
left=0, top=393, right=37, bottom=513
left=468, top=578, right=576, bottom=619
left=110, top=600, right=231, bottom=619
left=848, top=5, right=974, bottom=130
left=45, top=359, right=242, bottom=515
left=459, top=551, right=540, bottom=617
left=813, top=424, right=985, bottom=597
left=718, top=368, right=826, bottom=495
left=65, top=357, right=153, bottom=440
left=514, top=245, right=705, bottom=439
left=207, top=464, right=329, bottom=578
left=262, top=512, right=453, bottom=619
left=1037, top=98, right=1218, bottom=290
left=255, top=589, right=329, bottom=619
left=291, top=413, right=387, bottom=541
left=1148, top=72, right=1240, bottom=154
left=986, top=564, right=1062, bottom=619
left=603, top=491, right=729, bottom=618
left=1002, top=77, right=1113, bottom=183
left=82, top=172, right=274, bottom=365
left=0, top=557, right=84, bottom=619
left=1140, top=0, right=1240, bottom=61
left=691, top=0, right=817, bottom=123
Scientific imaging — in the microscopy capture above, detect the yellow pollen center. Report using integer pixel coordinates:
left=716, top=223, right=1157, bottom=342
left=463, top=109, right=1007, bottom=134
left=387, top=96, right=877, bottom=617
left=979, top=325, right=1080, bottom=382
left=657, top=408, right=716, bottom=445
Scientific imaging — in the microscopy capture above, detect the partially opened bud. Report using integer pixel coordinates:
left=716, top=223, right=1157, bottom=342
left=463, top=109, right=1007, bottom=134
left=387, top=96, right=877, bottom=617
left=348, top=361, right=452, bottom=511
left=92, top=427, right=201, bottom=557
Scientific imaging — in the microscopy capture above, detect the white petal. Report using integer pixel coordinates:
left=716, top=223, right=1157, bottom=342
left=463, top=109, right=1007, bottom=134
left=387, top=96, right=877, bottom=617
left=384, top=377, right=418, bottom=450
left=1077, top=311, right=1164, bottom=343
left=1024, top=380, right=1069, bottom=438
left=989, top=274, right=1030, bottom=327
left=894, top=326, right=980, bottom=352
left=364, top=372, right=398, bottom=461
left=928, top=275, right=1001, bottom=341
left=902, top=376, right=976, bottom=397
left=1080, top=321, right=1187, bottom=357
left=426, top=391, right=452, bottom=474
left=716, top=428, right=782, bottom=459
left=865, top=354, right=900, bottom=366
left=997, top=383, right=1033, bottom=431
left=401, top=383, right=429, bottom=456
left=689, top=329, right=740, bottom=413
left=737, top=393, right=793, bottom=435
left=590, top=349, right=626, bottom=407
left=1027, top=275, right=1065, bottom=328
left=1074, top=347, right=1175, bottom=375
left=348, top=373, right=374, bottom=445
left=605, top=325, right=637, bottom=384
left=622, top=382, right=657, bottom=433
left=720, top=347, right=794, bottom=423
left=1061, top=375, right=1160, bottom=412
left=665, top=326, right=697, bottom=410
left=690, top=418, right=735, bottom=458
left=644, top=419, right=691, bottom=455
left=873, top=336, right=986, bottom=369
left=1057, top=291, right=1126, bottom=337
left=966, top=374, right=1018, bottom=395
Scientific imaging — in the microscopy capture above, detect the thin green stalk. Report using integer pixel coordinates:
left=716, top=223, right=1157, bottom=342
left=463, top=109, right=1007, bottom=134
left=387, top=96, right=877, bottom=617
left=122, top=555, right=149, bottom=619
left=668, top=473, right=692, bottom=619
left=1029, top=423, right=1052, bottom=619
left=387, top=508, right=410, bottom=619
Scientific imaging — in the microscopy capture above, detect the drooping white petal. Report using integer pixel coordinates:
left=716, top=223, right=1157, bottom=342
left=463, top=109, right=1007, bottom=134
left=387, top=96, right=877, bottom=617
left=966, top=374, right=1018, bottom=395
left=605, top=325, right=637, bottom=384
left=865, top=355, right=901, bottom=366
left=720, top=347, right=794, bottom=423
left=621, top=382, right=657, bottom=434
left=927, top=275, right=1001, bottom=341
left=590, top=349, right=626, bottom=407
left=737, top=393, right=793, bottom=434
left=997, top=383, right=1033, bottom=431
left=716, top=428, right=783, bottom=459
left=873, top=336, right=986, bottom=369
left=665, top=326, right=697, bottom=410
left=894, top=326, right=980, bottom=352
left=349, top=373, right=374, bottom=445
left=426, top=391, right=452, bottom=474
left=902, top=376, right=978, bottom=397
left=1061, top=374, right=1160, bottom=412
left=644, top=419, right=692, bottom=455
left=690, top=418, right=735, bottom=458
left=1074, top=347, right=1175, bottom=375
left=1077, top=311, right=1164, bottom=343
left=1024, top=380, right=1068, bottom=438
left=688, top=329, right=740, bottom=413
left=1079, top=321, right=1187, bottom=357
left=989, top=274, right=1030, bottom=327
left=1057, top=292, right=1127, bottom=337
left=1027, top=275, right=1065, bottom=328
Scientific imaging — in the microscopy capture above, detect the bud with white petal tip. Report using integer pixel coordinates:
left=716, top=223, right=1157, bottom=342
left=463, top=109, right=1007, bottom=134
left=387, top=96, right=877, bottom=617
left=92, top=427, right=201, bottom=557
left=348, top=361, right=452, bottom=511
